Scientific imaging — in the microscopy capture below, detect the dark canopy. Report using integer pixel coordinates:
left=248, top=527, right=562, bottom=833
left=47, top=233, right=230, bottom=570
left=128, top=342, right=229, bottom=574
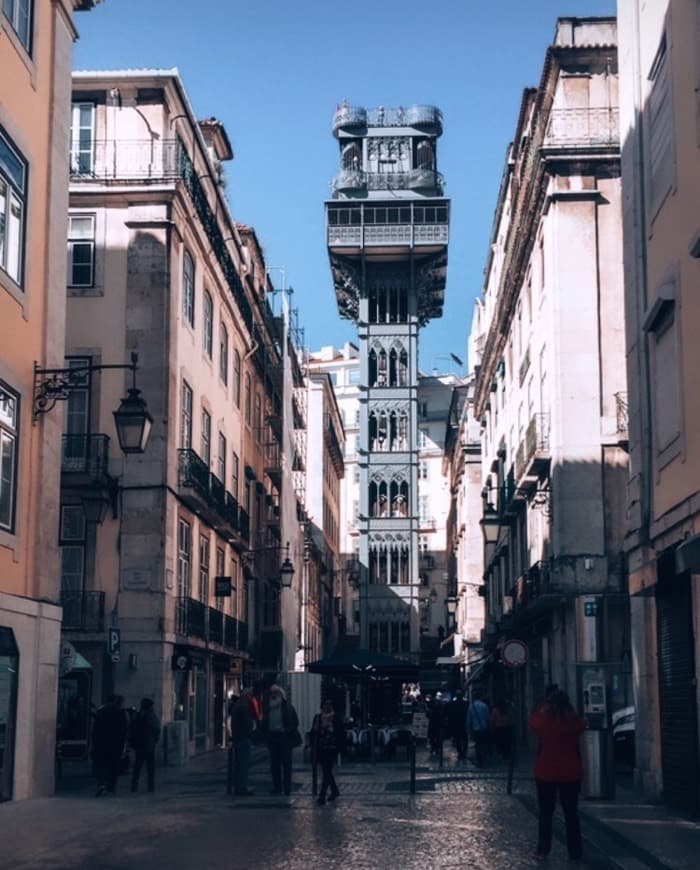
left=307, top=646, right=419, bottom=680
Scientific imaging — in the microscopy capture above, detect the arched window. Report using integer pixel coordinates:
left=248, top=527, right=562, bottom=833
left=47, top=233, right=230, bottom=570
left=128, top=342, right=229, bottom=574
left=183, top=251, right=195, bottom=326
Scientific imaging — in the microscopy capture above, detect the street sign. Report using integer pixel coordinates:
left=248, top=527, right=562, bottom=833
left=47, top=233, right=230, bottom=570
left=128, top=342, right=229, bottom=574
left=107, top=627, right=121, bottom=663
left=502, top=639, right=528, bottom=668
left=412, top=711, right=429, bottom=740
left=215, top=575, right=232, bottom=597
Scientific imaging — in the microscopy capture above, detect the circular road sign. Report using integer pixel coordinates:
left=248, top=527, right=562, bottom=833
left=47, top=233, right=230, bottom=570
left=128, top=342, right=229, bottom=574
left=502, top=639, right=528, bottom=669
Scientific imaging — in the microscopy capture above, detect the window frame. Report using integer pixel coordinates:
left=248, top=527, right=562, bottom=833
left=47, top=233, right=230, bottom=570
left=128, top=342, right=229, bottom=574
left=233, top=350, right=241, bottom=407
left=203, top=290, right=213, bottom=358
left=201, top=407, right=211, bottom=466
left=178, top=518, right=191, bottom=600
left=67, top=214, right=96, bottom=288
left=2, top=0, right=33, bottom=54
left=181, top=380, right=193, bottom=449
left=0, top=382, right=19, bottom=533
left=219, top=321, right=229, bottom=385
left=199, top=534, right=210, bottom=603
left=183, top=250, right=195, bottom=327
left=0, top=124, right=27, bottom=287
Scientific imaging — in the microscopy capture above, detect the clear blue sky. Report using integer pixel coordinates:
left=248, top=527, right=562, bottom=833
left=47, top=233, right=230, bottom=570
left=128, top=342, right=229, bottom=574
left=73, top=0, right=616, bottom=375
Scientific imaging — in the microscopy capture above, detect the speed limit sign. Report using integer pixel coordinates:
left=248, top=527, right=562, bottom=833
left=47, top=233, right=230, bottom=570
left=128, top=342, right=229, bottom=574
left=502, top=639, right=528, bottom=668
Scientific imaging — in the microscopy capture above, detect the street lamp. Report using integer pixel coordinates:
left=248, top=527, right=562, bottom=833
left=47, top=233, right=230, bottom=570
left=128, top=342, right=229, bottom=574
left=480, top=510, right=502, bottom=546
left=244, top=540, right=295, bottom=588
left=446, top=595, right=458, bottom=616
left=33, top=351, right=153, bottom=454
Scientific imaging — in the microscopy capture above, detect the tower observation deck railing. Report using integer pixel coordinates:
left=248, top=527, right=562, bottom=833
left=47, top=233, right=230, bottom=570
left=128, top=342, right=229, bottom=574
left=333, top=168, right=444, bottom=194
left=328, top=223, right=448, bottom=248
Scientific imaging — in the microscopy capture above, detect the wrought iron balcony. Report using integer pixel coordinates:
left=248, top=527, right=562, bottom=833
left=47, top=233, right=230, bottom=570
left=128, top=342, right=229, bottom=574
left=61, top=434, right=110, bottom=479
left=178, top=449, right=211, bottom=500
left=514, top=413, right=551, bottom=487
left=543, top=108, right=619, bottom=150
left=61, top=591, right=105, bottom=632
left=332, top=105, right=367, bottom=135
left=178, top=449, right=243, bottom=540
left=238, top=507, right=250, bottom=543
left=328, top=223, right=448, bottom=249
left=176, top=596, right=207, bottom=640
left=332, top=169, right=444, bottom=195
left=208, top=607, right=224, bottom=645
left=223, top=615, right=249, bottom=651
left=70, top=138, right=182, bottom=181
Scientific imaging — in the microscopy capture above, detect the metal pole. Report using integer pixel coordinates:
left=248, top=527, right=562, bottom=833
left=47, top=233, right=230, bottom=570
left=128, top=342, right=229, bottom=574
left=409, top=735, right=416, bottom=794
left=506, top=669, right=519, bottom=795
left=227, top=743, right=234, bottom=795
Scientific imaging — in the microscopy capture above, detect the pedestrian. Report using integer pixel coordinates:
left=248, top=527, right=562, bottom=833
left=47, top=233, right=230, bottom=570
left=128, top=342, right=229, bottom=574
left=529, top=689, right=586, bottom=863
left=230, top=688, right=256, bottom=796
left=467, top=691, right=491, bottom=767
left=129, top=698, right=161, bottom=793
left=446, top=690, right=468, bottom=763
left=491, top=697, right=514, bottom=761
left=260, top=684, right=301, bottom=796
left=311, top=699, right=346, bottom=805
left=91, top=694, right=128, bottom=796
left=426, top=694, right=443, bottom=756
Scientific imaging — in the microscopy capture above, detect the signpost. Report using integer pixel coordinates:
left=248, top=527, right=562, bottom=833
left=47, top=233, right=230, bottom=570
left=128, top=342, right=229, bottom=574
left=411, top=711, right=429, bottom=741
left=107, top=627, right=121, bottom=664
left=501, top=639, right=528, bottom=794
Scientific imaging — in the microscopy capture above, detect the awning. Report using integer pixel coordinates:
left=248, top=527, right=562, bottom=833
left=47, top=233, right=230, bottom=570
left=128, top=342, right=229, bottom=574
left=307, top=646, right=419, bottom=680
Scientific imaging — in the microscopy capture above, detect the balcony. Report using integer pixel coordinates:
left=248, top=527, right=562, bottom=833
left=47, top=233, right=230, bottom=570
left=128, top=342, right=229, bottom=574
left=208, top=607, right=224, bottom=645
left=328, top=223, right=448, bottom=249
left=178, top=449, right=243, bottom=541
left=61, top=434, right=110, bottom=479
left=176, top=597, right=207, bottom=640
left=332, top=105, right=368, bottom=135
left=543, top=108, right=619, bottom=150
left=61, top=591, right=105, bottom=632
left=515, top=413, right=551, bottom=489
left=264, top=440, right=282, bottom=489
left=332, top=169, right=444, bottom=195
left=70, top=138, right=182, bottom=182
left=224, top=615, right=249, bottom=652
left=511, top=562, right=567, bottom=619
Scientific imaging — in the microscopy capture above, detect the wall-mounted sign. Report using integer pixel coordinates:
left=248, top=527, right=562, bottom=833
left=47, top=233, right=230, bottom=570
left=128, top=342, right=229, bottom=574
left=215, top=576, right=232, bottom=597
left=107, top=627, right=121, bottom=663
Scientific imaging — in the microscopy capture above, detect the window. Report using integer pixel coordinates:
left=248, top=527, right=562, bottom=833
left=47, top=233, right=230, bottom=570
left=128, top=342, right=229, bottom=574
left=254, top=392, right=262, bottom=432
left=419, top=495, right=429, bottom=524
left=233, top=350, right=241, bottom=407
left=0, top=383, right=18, bottom=532
left=419, top=461, right=429, bottom=480
left=219, top=322, right=229, bottom=384
left=203, top=291, right=213, bottom=358
left=2, top=0, right=32, bottom=53
left=418, top=427, right=428, bottom=449
left=183, top=251, right=195, bottom=327
left=181, top=381, right=193, bottom=449
left=69, top=103, right=95, bottom=176
left=62, top=358, right=91, bottom=471
left=231, top=451, right=239, bottom=499
left=0, top=127, right=27, bottom=285
left=199, top=535, right=210, bottom=603
left=349, top=368, right=360, bottom=385
left=67, top=215, right=95, bottom=287
left=244, top=373, right=252, bottom=425
left=217, top=432, right=226, bottom=483
left=646, top=288, right=680, bottom=460
left=59, top=506, right=86, bottom=593
left=353, top=464, right=360, bottom=484
left=648, top=36, right=674, bottom=214
left=178, top=519, right=191, bottom=599
left=201, top=408, right=211, bottom=466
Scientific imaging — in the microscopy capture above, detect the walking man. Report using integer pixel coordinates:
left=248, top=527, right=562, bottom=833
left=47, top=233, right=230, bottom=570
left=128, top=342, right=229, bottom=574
left=129, top=698, right=161, bottom=793
left=261, top=684, right=300, bottom=797
left=467, top=691, right=491, bottom=767
left=91, top=694, right=128, bottom=796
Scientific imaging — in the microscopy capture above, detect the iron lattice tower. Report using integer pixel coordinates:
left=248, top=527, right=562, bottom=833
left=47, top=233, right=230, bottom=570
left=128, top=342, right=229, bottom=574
left=326, top=104, right=450, bottom=658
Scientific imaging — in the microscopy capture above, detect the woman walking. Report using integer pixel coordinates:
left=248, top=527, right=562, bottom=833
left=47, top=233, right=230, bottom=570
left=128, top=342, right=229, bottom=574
left=529, top=689, right=586, bottom=863
left=312, top=699, right=345, bottom=805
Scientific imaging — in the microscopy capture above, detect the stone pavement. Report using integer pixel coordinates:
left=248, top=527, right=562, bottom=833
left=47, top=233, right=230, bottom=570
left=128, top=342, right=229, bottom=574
left=1, top=745, right=698, bottom=870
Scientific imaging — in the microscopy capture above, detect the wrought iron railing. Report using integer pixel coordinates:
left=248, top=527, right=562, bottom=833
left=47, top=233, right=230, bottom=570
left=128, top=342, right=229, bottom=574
left=238, top=507, right=250, bottom=542
left=328, top=224, right=449, bottom=247
left=61, top=434, right=110, bottom=477
left=224, top=614, right=238, bottom=649
left=544, top=108, right=619, bottom=148
left=525, top=412, right=551, bottom=460
left=61, top=591, right=105, bottom=632
left=70, top=139, right=182, bottom=181
left=332, top=168, right=444, bottom=194
left=209, top=472, right=227, bottom=514
left=178, top=449, right=210, bottom=498
left=333, top=104, right=442, bottom=131
left=208, top=607, right=224, bottom=645
left=176, top=596, right=207, bottom=639
left=225, top=492, right=239, bottom=531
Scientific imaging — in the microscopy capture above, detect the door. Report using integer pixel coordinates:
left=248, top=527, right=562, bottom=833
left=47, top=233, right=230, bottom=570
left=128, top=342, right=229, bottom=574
left=656, top=552, right=700, bottom=816
left=0, top=627, right=19, bottom=802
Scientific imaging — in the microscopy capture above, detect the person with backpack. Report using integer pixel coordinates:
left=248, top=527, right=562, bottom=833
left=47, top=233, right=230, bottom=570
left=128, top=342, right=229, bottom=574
left=311, top=699, right=346, bottom=805
left=129, top=698, right=161, bottom=793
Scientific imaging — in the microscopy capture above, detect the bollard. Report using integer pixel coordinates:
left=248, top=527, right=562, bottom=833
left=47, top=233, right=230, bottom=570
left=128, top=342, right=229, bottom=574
left=409, top=737, right=416, bottom=794
left=227, top=743, right=234, bottom=795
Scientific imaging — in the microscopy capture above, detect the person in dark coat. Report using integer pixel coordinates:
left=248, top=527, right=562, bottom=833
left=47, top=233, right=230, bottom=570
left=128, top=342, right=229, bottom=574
left=230, top=688, right=256, bottom=795
left=529, top=689, right=586, bottom=863
left=260, top=684, right=300, bottom=796
left=92, top=694, right=128, bottom=796
left=129, top=698, right=161, bottom=793
left=311, top=699, right=346, bottom=804
left=446, top=690, right=468, bottom=762
left=426, top=694, right=444, bottom=756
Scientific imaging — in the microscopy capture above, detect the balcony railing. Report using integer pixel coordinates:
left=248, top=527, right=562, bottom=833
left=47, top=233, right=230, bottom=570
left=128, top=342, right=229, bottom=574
left=525, top=412, right=550, bottom=459
left=70, top=139, right=182, bottom=181
left=178, top=449, right=244, bottom=539
left=176, top=596, right=207, bottom=639
left=178, top=449, right=210, bottom=499
left=61, top=591, right=105, bottom=632
left=208, top=607, right=224, bottom=645
left=223, top=615, right=249, bottom=651
left=61, top=434, right=110, bottom=478
left=544, top=108, right=619, bottom=149
left=332, top=168, right=444, bottom=194
left=332, top=104, right=442, bottom=134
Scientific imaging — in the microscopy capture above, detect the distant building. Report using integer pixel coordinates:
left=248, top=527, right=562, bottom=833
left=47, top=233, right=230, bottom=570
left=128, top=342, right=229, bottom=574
left=0, top=0, right=101, bottom=802
left=325, top=104, right=450, bottom=662
left=470, top=17, right=629, bottom=794
left=618, top=0, right=700, bottom=814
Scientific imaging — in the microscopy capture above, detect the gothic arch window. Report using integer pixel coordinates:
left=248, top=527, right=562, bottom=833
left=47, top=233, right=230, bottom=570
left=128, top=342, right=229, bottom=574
left=399, top=349, right=409, bottom=386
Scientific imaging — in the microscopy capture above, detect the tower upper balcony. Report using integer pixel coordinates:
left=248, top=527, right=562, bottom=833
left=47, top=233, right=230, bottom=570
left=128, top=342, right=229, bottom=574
left=332, top=104, right=443, bottom=138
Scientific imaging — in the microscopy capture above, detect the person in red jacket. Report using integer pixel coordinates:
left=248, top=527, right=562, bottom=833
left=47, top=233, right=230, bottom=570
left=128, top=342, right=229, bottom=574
left=528, top=689, right=586, bottom=863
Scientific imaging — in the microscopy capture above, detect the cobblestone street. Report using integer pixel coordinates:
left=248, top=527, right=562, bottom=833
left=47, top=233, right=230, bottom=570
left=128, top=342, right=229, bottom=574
left=4, top=747, right=689, bottom=870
